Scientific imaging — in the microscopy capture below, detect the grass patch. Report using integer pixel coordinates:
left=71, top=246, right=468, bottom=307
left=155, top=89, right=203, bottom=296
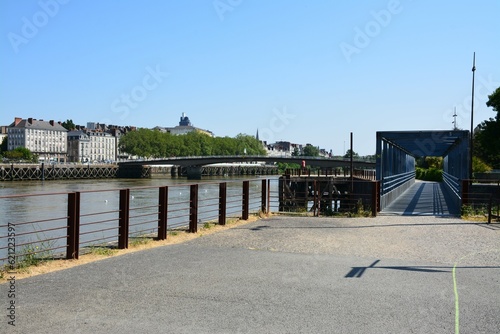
left=130, top=237, right=152, bottom=247
left=88, top=246, right=117, bottom=256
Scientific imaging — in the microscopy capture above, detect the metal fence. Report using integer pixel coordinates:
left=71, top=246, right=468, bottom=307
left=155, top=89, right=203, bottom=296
left=0, top=179, right=269, bottom=266
left=0, top=177, right=380, bottom=268
left=461, top=179, right=500, bottom=223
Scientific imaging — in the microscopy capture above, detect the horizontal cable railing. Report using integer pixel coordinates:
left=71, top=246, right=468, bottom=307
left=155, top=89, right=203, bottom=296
left=382, top=170, right=415, bottom=195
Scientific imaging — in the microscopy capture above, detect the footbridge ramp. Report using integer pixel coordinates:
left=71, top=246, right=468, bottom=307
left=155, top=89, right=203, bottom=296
left=376, top=130, right=469, bottom=214
left=380, top=180, right=460, bottom=216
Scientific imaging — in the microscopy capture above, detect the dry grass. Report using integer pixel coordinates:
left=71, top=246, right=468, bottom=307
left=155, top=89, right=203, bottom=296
left=0, top=214, right=265, bottom=283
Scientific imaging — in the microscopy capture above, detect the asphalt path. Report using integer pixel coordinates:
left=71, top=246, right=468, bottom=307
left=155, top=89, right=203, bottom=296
left=2, top=215, right=499, bottom=334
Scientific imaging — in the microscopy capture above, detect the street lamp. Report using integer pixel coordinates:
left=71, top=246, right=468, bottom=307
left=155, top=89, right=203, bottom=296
left=469, top=52, right=476, bottom=180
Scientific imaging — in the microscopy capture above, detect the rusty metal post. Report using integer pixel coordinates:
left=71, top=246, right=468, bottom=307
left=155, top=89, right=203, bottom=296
left=267, top=179, right=271, bottom=214
left=118, top=189, right=130, bottom=249
left=261, top=179, right=267, bottom=214
left=313, top=180, right=318, bottom=216
left=158, top=186, right=168, bottom=240
left=189, top=184, right=198, bottom=233
left=66, top=192, right=80, bottom=259
left=488, top=195, right=492, bottom=224
left=242, top=180, right=249, bottom=220
left=350, top=132, right=354, bottom=194
left=371, top=181, right=378, bottom=217
left=219, top=182, right=227, bottom=225
left=376, top=181, right=381, bottom=212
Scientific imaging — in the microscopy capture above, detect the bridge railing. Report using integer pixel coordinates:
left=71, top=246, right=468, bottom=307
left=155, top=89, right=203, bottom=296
left=379, top=170, right=415, bottom=210
left=442, top=172, right=461, bottom=211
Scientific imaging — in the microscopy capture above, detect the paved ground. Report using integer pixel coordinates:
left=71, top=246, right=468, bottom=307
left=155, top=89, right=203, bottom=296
left=382, top=180, right=460, bottom=216
left=2, top=215, right=499, bottom=334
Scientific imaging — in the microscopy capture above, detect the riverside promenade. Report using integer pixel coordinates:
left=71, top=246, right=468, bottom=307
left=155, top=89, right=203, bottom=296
left=3, top=215, right=500, bottom=333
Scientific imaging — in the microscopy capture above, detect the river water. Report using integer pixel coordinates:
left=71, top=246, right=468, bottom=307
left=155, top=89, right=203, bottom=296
left=0, top=176, right=279, bottom=264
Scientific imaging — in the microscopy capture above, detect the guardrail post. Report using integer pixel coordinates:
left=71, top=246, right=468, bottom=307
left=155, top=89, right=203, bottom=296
left=219, top=182, right=227, bottom=225
left=118, top=189, right=130, bottom=249
left=189, top=184, right=198, bottom=233
left=158, top=186, right=168, bottom=240
left=314, top=180, right=318, bottom=216
left=267, top=179, right=271, bottom=214
left=488, top=195, right=492, bottom=224
left=261, top=179, right=267, bottom=214
left=371, top=181, right=378, bottom=217
left=242, top=181, right=249, bottom=220
left=66, top=192, right=80, bottom=259
left=461, top=179, right=469, bottom=206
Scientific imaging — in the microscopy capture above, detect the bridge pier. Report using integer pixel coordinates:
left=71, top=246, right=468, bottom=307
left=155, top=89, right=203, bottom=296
left=186, top=166, right=202, bottom=180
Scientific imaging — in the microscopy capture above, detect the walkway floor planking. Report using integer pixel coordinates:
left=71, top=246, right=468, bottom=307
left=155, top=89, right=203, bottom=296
left=381, top=180, right=460, bottom=216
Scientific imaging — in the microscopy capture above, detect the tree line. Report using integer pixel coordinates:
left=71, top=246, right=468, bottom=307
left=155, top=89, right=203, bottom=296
left=474, top=86, right=500, bottom=170
left=118, top=129, right=267, bottom=158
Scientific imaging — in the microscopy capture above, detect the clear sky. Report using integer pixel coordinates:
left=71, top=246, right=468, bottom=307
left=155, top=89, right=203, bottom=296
left=1, top=0, right=499, bottom=156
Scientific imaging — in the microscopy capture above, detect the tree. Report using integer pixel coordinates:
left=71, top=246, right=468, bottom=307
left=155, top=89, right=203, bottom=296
left=118, top=129, right=267, bottom=158
left=302, top=144, right=319, bottom=157
left=61, top=119, right=76, bottom=130
left=474, top=86, right=500, bottom=168
left=0, top=137, right=7, bottom=156
left=4, top=147, right=34, bottom=161
left=424, top=156, right=443, bottom=169
left=343, top=149, right=359, bottom=159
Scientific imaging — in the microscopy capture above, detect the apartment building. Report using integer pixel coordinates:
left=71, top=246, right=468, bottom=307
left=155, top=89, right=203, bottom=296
left=7, top=117, right=67, bottom=162
left=67, top=130, right=91, bottom=162
left=67, top=130, right=116, bottom=163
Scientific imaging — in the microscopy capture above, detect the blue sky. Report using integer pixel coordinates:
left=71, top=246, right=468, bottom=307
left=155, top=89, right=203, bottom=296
left=1, top=0, right=499, bottom=155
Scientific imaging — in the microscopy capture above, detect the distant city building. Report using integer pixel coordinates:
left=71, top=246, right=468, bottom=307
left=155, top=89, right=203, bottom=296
left=154, top=113, right=214, bottom=137
left=67, top=123, right=136, bottom=162
left=67, top=131, right=91, bottom=162
left=265, top=141, right=303, bottom=157
left=7, top=117, right=67, bottom=162
left=67, top=130, right=115, bottom=163
left=0, top=126, right=7, bottom=145
left=87, top=131, right=115, bottom=162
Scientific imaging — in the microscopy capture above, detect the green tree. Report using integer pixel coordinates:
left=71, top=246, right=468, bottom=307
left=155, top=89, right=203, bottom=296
left=61, top=119, right=76, bottom=130
left=0, top=137, right=7, bottom=156
left=118, top=129, right=267, bottom=158
left=474, top=86, right=500, bottom=168
left=343, top=149, right=359, bottom=159
left=302, top=144, right=319, bottom=157
left=424, top=156, right=443, bottom=169
left=4, top=147, right=34, bottom=161
left=472, top=156, right=492, bottom=173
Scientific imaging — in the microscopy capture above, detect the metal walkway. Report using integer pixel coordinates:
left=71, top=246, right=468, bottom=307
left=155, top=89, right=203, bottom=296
left=381, top=180, right=460, bottom=216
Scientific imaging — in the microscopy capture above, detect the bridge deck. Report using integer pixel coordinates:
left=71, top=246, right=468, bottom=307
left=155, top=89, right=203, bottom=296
left=381, top=180, right=460, bottom=216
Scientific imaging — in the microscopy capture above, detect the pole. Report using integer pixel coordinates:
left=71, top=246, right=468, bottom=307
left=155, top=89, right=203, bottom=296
left=350, top=132, right=353, bottom=193
left=469, top=52, right=476, bottom=180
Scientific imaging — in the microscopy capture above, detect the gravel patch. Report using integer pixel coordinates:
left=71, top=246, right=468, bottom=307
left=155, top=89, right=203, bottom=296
left=192, top=215, right=500, bottom=266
